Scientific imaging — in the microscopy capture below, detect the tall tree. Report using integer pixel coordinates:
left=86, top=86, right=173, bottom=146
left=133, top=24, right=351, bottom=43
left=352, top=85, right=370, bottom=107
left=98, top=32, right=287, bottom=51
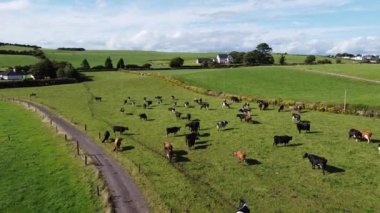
left=29, top=59, right=56, bottom=79
left=169, top=57, right=184, bottom=68
left=256, top=43, right=272, bottom=54
left=116, top=58, right=125, bottom=69
left=229, top=51, right=245, bottom=64
left=304, top=55, right=316, bottom=64
left=105, top=57, right=113, bottom=69
left=279, top=54, right=286, bottom=65
left=243, top=51, right=257, bottom=65
left=81, top=59, right=91, bottom=70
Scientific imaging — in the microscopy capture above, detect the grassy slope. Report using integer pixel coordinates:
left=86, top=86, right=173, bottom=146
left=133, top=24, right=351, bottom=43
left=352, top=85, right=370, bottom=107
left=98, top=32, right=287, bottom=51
left=160, top=66, right=380, bottom=106
left=0, top=101, right=102, bottom=212
left=0, top=55, right=39, bottom=70
left=43, top=49, right=216, bottom=68
left=0, top=72, right=379, bottom=212
left=0, top=45, right=35, bottom=51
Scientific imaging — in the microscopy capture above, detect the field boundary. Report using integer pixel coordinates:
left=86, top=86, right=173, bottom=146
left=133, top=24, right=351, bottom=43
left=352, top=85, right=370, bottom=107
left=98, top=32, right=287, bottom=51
left=3, top=98, right=149, bottom=213
left=304, top=69, right=380, bottom=84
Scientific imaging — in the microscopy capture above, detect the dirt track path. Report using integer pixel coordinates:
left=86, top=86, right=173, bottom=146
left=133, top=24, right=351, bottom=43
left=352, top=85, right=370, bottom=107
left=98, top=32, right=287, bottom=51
left=13, top=99, right=149, bottom=213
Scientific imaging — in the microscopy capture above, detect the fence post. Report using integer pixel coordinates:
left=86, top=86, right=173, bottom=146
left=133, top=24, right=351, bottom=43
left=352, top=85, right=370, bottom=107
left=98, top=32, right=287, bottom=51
left=76, top=141, right=80, bottom=155
left=85, top=155, right=88, bottom=165
left=97, top=186, right=100, bottom=196
left=65, top=134, right=67, bottom=141
left=85, top=124, right=87, bottom=131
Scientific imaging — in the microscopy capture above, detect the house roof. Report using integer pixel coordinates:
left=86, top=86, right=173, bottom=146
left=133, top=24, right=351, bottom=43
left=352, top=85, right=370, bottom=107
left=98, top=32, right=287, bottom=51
left=217, top=54, right=229, bottom=59
left=3, top=69, right=25, bottom=76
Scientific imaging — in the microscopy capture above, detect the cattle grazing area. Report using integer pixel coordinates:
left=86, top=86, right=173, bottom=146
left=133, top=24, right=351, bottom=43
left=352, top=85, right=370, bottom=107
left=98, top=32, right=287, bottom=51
left=0, top=102, right=102, bottom=212
left=1, top=72, right=380, bottom=212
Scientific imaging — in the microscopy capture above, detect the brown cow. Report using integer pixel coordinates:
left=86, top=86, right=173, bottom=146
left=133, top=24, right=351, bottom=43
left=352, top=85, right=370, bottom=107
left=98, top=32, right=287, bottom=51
left=164, top=141, right=173, bottom=162
left=361, top=130, right=372, bottom=143
left=113, top=138, right=122, bottom=152
left=233, top=150, right=247, bottom=164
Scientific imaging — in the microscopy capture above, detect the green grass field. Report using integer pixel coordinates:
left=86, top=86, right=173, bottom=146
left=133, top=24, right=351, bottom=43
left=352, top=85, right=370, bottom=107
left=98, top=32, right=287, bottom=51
left=159, top=65, right=380, bottom=106
left=0, top=71, right=379, bottom=212
left=0, top=101, right=103, bottom=212
left=0, top=55, right=39, bottom=70
left=0, top=45, right=35, bottom=51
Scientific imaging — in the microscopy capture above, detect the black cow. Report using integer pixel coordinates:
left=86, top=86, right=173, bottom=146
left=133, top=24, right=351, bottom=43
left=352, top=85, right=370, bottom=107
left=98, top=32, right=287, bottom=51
left=303, top=153, right=328, bottom=175
left=175, top=111, right=182, bottom=119
left=292, top=113, right=301, bottom=122
left=184, top=101, right=190, bottom=108
left=236, top=114, right=246, bottom=121
left=101, top=130, right=110, bottom=143
left=200, top=103, right=209, bottom=110
left=296, top=121, right=310, bottom=133
left=29, top=93, right=37, bottom=97
left=144, top=100, right=153, bottom=107
left=348, top=129, right=362, bottom=141
left=166, top=127, right=181, bottom=136
left=155, top=96, right=163, bottom=104
left=112, top=126, right=129, bottom=134
left=94, top=96, right=102, bottom=102
left=120, top=107, right=125, bottom=113
left=217, top=120, right=229, bottom=130
left=236, top=199, right=250, bottom=213
left=186, top=120, right=200, bottom=133
left=278, top=105, right=284, bottom=112
left=186, top=113, right=191, bottom=121
left=168, top=107, right=176, bottom=113
left=273, top=135, right=293, bottom=146
left=257, top=100, right=268, bottom=110
left=139, top=113, right=147, bottom=121
left=230, top=96, right=240, bottom=103
left=239, top=108, right=251, bottom=114
left=185, top=132, right=199, bottom=149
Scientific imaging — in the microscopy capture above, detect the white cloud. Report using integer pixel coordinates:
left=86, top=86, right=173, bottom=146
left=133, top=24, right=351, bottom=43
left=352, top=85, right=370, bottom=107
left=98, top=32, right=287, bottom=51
left=0, top=0, right=29, bottom=10
left=327, top=37, right=380, bottom=55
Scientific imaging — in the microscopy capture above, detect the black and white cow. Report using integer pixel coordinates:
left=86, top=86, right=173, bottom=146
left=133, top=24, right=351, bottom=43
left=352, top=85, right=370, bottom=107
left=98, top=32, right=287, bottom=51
left=257, top=100, right=268, bottom=110
left=139, top=113, right=148, bottom=121
left=222, top=100, right=231, bottom=109
left=303, top=153, right=328, bottom=175
left=236, top=199, right=250, bottom=213
left=236, top=114, right=246, bottom=121
left=184, top=101, right=190, bottom=108
left=112, top=126, right=129, bottom=134
left=273, top=135, right=293, bottom=146
left=348, top=129, right=362, bottom=142
left=217, top=120, right=229, bottom=130
left=186, top=113, right=191, bottom=121
left=230, top=96, right=240, bottom=103
left=296, top=121, right=310, bottom=133
left=175, top=111, right=182, bottom=120
left=292, top=113, right=301, bottom=122
left=166, top=127, right=181, bottom=136
left=200, top=103, right=210, bottom=110
left=155, top=96, right=163, bottom=104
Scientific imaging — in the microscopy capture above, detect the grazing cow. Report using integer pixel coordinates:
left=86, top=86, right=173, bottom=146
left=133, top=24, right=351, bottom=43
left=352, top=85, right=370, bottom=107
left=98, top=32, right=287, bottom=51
left=130, top=100, right=136, bottom=106
left=244, top=114, right=252, bottom=123
left=292, top=113, right=301, bottom=122
left=273, top=135, right=292, bottom=146
left=230, top=96, right=240, bottom=103
left=120, top=107, right=125, bottom=113
left=186, top=120, right=200, bottom=133
left=29, top=93, right=37, bottom=97
left=171, top=95, right=176, bottom=100
left=236, top=114, right=246, bottom=121
left=296, top=121, right=310, bottom=133
left=168, top=107, right=176, bottom=113
left=139, top=113, right=148, bottom=121
left=123, top=97, right=131, bottom=105
left=163, top=141, right=173, bottom=162
left=217, top=120, right=229, bottom=130
left=155, top=96, right=163, bottom=104
left=194, top=98, right=203, bottom=105
left=239, top=108, right=251, bottom=114
left=222, top=100, right=231, bottom=109
left=242, top=102, right=250, bottom=109
left=144, top=100, right=153, bottom=107
left=172, top=101, right=177, bottom=107
left=94, top=96, right=102, bottom=102
left=348, top=129, right=362, bottom=142
left=303, top=153, right=328, bottom=175
left=185, top=132, right=199, bottom=149
left=233, top=150, right=247, bottom=164
left=186, top=113, right=191, bottom=121
left=175, top=111, right=182, bottom=120
left=166, top=127, right=181, bottom=136
left=101, top=130, right=110, bottom=143
left=361, top=130, right=372, bottom=143
left=236, top=199, right=250, bottom=213
left=278, top=105, right=284, bottom=112
left=257, top=100, right=268, bottom=110
left=113, top=138, right=122, bottom=152
left=143, top=103, right=147, bottom=109
left=184, top=101, right=190, bottom=108
left=112, top=126, right=129, bottom=134
left=200, top=103, right=209, bottom=110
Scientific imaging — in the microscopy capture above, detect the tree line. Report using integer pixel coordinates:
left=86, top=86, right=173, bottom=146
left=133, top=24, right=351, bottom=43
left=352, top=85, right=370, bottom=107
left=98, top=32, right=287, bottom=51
left=0, top=49, right=46, bottom=59
left=57, top=47, right=86, bottom=51
left=0, top=42, right=41, bottom=49
left=79, top=57, right=151, bottom=71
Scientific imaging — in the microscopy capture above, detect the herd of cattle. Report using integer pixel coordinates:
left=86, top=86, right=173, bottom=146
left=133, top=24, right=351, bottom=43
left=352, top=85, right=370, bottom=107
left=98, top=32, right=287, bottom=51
left=95, top=94, right=377, bottom=175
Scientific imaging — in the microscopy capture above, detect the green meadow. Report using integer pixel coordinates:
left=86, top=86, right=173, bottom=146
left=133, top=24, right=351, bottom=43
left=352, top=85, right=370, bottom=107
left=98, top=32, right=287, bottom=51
left=0, top=71, right=379, bottom=212
left=0, top=55, right=39, bottom=70
left=0, top=101, right=103, bottom=212
left=159, top=65, right=380, bottom=106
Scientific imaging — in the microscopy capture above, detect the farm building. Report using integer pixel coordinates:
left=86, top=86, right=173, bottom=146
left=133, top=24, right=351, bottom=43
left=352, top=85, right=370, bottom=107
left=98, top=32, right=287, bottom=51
left=216, top=54, right=233, bottom=64
left=196, top=58, right=214, bottom=64
left=362, top=55, right=379, bottom=63
left=0, top=68, right=26, bottom=80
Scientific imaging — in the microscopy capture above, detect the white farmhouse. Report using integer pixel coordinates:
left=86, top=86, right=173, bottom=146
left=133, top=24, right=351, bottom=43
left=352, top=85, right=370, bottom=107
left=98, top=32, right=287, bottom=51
left=216, top=54, right=233, bottom=64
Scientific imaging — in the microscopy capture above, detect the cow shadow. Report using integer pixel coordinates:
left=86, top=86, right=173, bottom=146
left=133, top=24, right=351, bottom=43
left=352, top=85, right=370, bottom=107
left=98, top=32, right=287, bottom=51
left=125, top=112, right=134, bottom=116
left=195, top=140, right=209, bottom=145
left=246, top=158, right=261, bottom=166
left=370, top=139, right=380, bottom=143
left=251, top=120, right=262, bottom=124
left=173, top=150, right=190, bottom=162
left=201, top=128, right=212, bottom=131
left=194, top=144, right=211, bottom=150
left=146, top=119, right=155, bottom=121
left=221, top=128, right=237, bottom=131
left=276, top=143, right=303, bottom=148
left=325, top=165, right=345, bottom=174
left=121, top=146, right=135, bottom=151
left=199, top=133, right=210, bottom=137
left=307, top=131, right=322, bottom=134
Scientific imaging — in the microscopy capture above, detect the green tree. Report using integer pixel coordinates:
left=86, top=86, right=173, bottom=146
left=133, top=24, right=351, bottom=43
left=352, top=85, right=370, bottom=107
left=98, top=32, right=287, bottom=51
left=256, top=43, right=272, bottom=54
left=229, top=51, right=245, bottom=64
left=279, top=54, right=286, bottom=65
left=105, top=57, right=113, bottom=69
left=169, top=57, right=184, bottom=68
left=29, top=59, right=56, bottom=79
left=243, top=51, right=257, bottom=65
left=304, top=55, right=316, bottom=64
left=81, top=59, right=91, bottom=70
left=255, top=43, right=274, bottom=64
left=56, top=62, right=80, bottom=79
left=116, top=58, right=125, bottom=69
left=336, top=58, right=342, bottom=64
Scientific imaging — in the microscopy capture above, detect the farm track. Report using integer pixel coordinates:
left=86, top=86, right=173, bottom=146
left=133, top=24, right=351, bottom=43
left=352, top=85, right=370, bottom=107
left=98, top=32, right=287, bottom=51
left=8, top=99, right=148, bottom=213
left=305, top=69, right=380, bottom=84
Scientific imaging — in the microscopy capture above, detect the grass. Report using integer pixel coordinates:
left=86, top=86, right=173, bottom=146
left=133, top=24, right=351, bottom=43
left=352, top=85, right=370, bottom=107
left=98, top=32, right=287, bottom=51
left=272, top=54, right=350, bottom=64
left=159, top=65, right=380, bottom=106
left=0, top=55, right=39, bottom=70
left=0, top=101, right=103, bottom=212
left=0, top=71, right=379, bottom=212
left=0, top=45, right=35, bottom=51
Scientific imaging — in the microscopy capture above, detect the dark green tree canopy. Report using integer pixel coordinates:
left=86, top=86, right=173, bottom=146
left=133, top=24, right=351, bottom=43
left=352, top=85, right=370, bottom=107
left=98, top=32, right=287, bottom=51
left=116, top=58, right=125, bottom=69
left=81, top=59, right=91, bottom=70
left=279, top=54, right=286, bottom=65
left=304, top=55, right=316, bottom=64
left=105, top=57, right=113, bottom=69
left=229, top=51, right=245, bottom=64
left=29, top=59, right=56, bottom=79
left=169, top=57, right=184, bottom=68
left=256, top=43, right=272, bottom=54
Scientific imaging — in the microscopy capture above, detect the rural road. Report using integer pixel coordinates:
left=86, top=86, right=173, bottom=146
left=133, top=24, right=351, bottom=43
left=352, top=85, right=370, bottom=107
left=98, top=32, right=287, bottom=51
left=12, top=99, right=149, bottom=213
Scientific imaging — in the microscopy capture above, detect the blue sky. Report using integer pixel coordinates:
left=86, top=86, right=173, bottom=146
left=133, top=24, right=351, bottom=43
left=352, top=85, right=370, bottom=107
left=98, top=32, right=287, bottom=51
left=0, top=0, right=379, bottom=54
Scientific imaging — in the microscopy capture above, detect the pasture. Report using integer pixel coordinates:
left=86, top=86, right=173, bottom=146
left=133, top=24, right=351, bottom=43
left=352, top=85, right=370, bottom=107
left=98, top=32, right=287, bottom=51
left=0, top=102, right=103, bottom=212
left=160, top=65, right=380, bottom=106
left=0, top=55, right=39, bottom=70
left=0, top=45, right=36, bottom=51
left=0, top=72, right=379, bottom=212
